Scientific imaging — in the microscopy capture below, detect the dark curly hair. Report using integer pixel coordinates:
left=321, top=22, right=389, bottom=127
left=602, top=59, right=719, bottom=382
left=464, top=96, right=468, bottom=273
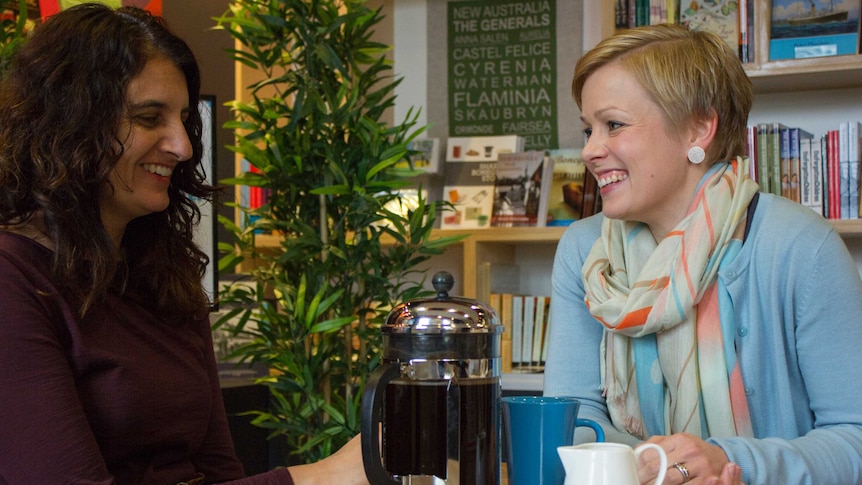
left=0, top=3, right=216, bottom=323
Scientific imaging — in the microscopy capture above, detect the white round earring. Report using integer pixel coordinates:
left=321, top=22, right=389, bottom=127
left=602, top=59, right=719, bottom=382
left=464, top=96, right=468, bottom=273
left=687, top=146, right=705, bottom=164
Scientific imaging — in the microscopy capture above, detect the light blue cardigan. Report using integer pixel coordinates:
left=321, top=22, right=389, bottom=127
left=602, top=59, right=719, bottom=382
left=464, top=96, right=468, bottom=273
left=543, top=192, right=862, bottom=485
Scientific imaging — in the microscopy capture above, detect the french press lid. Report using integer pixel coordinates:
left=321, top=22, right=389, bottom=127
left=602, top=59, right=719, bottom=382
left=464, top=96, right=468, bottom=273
left=380, top=271, right=502, bottom=361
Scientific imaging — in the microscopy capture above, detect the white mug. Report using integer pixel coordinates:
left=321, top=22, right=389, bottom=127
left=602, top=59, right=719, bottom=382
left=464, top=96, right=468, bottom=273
left=557, top=442, right=667, bottom=485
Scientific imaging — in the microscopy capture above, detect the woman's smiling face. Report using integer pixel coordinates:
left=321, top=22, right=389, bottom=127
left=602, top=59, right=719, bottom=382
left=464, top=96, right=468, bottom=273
left=100, top=55, right=192, bottom=243
left=579, top=61, right=709, bottom=239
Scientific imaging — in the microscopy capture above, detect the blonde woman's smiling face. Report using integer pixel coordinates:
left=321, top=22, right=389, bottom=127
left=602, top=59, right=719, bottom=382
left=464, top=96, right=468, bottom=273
left=100, top=55, right=192, bottom=244
left=579, top=61, right=708, bottom=239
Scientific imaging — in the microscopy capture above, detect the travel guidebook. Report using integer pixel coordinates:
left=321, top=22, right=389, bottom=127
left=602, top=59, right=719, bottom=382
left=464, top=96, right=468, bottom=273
left=680, top=0, right=740, bottom=53
left=769, top=0, right=862, bottom=60
left=440, top=135, right=525, bottom=230
left=545, top=148, right=586, bottom=226
left=490, top=150, right=553, bottom=228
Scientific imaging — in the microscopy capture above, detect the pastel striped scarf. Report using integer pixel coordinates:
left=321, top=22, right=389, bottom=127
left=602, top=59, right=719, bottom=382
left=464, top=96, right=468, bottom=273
left=582, top=159, right=759, bottom=439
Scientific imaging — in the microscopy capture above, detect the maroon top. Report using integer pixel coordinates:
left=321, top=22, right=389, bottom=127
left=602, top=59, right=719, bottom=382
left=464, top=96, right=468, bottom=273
left=0, top=231, right=293, bottom=484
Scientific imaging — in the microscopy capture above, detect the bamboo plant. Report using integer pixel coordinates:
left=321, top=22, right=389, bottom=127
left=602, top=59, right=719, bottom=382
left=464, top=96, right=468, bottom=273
left=213, top=0, right=462, bottom=465
left=0, top=0, right=31, bottom=76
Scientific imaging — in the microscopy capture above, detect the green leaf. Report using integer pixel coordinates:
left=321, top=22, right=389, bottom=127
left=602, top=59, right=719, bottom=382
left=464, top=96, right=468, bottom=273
left=309, top=316, right=355, bottom=333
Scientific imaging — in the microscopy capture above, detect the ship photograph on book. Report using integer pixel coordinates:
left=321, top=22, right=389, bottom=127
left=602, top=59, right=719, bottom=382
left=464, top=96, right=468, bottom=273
left=769, top=0, right=861, bottom=60
left=490, top=151, right=552, bottom=228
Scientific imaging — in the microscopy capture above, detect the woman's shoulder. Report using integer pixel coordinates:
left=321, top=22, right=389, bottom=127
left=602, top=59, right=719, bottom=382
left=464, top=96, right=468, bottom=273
left=0, top=230, right=55, bottom=283
left=0, top=229, right=52, bottom=259
left=743, top=193, right=852, bottom=270
left=750, top=193, right=837, bottom=243
left=560, top=213, right=603, bottom=243
left=555, top=213, right=604, bottom=265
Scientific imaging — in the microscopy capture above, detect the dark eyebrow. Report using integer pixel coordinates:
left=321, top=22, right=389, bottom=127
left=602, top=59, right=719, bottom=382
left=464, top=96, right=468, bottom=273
left=128, top=100, right=190, bottom=114
left=129, top=100, right=167, bottom=111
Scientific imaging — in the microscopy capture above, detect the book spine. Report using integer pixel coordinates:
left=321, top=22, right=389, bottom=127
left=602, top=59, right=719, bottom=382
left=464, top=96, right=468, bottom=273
left=530, top=296, right=548, bottom=367
left=511, top=296, right=523, bottom=367
left=756, top=124, right=770, bottom=193
left=772, top=123, right=785, bottom=198
left=746, top=125, right=758, bottom=182
left=739, top=0, right=748, bottom=61
left=850, top=121, right=860, bottom=219
left=493, top=293, right=513, bottom=373
left=789, top=127, right=801, bottom=203
left=580, top=171, right=599, bottom=219
left=780, top=126, right=791, bottom=199
left=521, top=296, right=536, bottom=368
left=811, top=136, right=824, bottom=216
left=829, top=130, right=841, bottom=219
left=800, top=136, right=812, bottom=209
left=840, top=122, right=850, bottom=219
left=535, top=152, right=554, bottom=227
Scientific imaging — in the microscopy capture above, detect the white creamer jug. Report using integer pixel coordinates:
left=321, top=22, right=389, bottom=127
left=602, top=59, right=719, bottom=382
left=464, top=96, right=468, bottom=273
left=557, top=442, right=667, bottom=485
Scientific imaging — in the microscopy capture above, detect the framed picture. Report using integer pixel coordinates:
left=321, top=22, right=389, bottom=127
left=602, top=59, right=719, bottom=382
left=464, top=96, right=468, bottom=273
left=195, top=95, right=218, bottom=311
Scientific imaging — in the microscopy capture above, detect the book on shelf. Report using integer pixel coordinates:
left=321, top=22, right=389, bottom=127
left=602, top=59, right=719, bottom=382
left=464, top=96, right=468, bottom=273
left=490, top=150, right=553, bottom=228
left=810, top=135, right=825, bottom=216
left=840, top=121, right=862, bottom=219
left=397, top=137, right=442, bottom=174
left=579, top=165, right=602, bottom=219
left=851, top=122, right=862, bottom=218
left=840, top=122, right=852, bottom=218
left=769, top=0, right=861, bottom=61
left=511, top=295, right=524, bottom=368
left=827, top=129, right=841, bottom=219
left=770, top=122, right=789, bottom=198
left=440, top=135, right=525, bottom=230
left=739, top=0, right=754, bottom=62
left=800, top=135, right=814, bottom=209
left=492, top=292, right=514, bottom=374
left=545, top=148, right=587, bottom=227
left=746, top=125, right=759, bottom=184
left=617, top=0, right=678, bottom=28
left=756, top=123, right=772, bottom=194
left=491, top=291, right=553, bottom=374
left=530, top=296, right=549, bottom=369
left=780, top=125, right=793, bottom=200
left=680, top=0, right=740, bottom=53
left=789, top=127, right=814, bottom=204
left=520, top=296, right=536, bottom=371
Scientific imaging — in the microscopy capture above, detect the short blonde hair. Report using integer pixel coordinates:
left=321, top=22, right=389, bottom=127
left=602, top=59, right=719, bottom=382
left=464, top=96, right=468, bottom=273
left=572, top=24, right=752, bottom=164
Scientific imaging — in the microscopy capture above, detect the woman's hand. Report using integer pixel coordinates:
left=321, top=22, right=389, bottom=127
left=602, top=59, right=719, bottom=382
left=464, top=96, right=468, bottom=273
left=637, top=433, right=742, bottom=485
left=287, top=434, right=368, bottom=485
left=704, top=463, right=744, bottom=485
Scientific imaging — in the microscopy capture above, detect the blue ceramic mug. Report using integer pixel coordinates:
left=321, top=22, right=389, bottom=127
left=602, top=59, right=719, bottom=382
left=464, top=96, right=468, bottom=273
left=502, top=396, right=605, bottom=485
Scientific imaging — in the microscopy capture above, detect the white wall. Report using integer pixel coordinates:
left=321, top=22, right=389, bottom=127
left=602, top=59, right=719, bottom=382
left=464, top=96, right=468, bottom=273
left=393, top=0, right=429, bottom=129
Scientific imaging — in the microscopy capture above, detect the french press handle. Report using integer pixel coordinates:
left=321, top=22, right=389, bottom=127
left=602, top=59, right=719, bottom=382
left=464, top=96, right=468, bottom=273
left=360, top=363, right=401, bottom=485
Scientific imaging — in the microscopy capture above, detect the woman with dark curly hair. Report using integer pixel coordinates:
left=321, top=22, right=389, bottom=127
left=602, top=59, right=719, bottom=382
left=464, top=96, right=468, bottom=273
left=0, top=4, right=366, bottom=484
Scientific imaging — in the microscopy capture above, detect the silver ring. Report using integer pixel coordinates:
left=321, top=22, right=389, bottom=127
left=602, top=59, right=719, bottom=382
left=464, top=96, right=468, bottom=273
left=672, top=462, right=691, bottom=483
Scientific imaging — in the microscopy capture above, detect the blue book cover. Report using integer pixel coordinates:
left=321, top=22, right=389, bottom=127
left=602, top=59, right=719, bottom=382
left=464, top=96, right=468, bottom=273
left=769, top=0, right=861, bottom=60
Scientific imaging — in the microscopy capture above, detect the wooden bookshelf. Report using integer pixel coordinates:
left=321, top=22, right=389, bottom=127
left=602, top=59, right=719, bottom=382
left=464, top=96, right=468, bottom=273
left=252, top=218, right=862, bottom=297
left=237, top=2, right=862, bottom=393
